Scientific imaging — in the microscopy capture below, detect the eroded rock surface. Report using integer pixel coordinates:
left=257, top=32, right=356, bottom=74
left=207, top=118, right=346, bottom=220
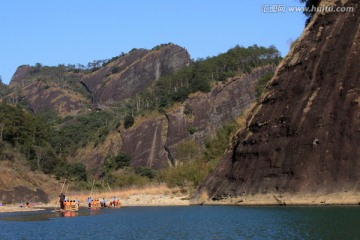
left=120, top=66, right=275, bottom=169
left=193, top=0, right=360, bottom=203
left=82, top=44, right=191, bottom=104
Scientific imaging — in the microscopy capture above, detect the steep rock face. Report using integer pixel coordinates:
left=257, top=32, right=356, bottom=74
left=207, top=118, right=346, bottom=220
left=20, top=84, right=88, bottom=116
left=71, top=130, right=122, bottom=176
left=8, top=65, right=33, bottom=87
left=194, top=0, right=360, bottom=202
left=8, top=66, right=90, bottom=116
left=81, top=49, right=150, bottom=93
left=82, top=44, right=191, bottom=103
left=120, top=116, right=169, bottom=169
left=6, top=44, right=190, bottom=116
left=165, top=107, right=191, bottom=147
left=188, top=66, right=275, bottom=145
left=118, top=66, right=275, bottom=169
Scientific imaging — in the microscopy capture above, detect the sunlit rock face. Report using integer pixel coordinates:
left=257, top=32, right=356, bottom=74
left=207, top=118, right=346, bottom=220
left=82, top=44, right=192, bottom=104
left=194, top=0, right=360, bottom=202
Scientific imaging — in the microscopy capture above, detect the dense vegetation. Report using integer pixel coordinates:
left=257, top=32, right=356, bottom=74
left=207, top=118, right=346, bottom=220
left=48, top=111, right=117, bottom=155
left=0, top=103, right=87, bottom=181
left=0, top=76, right=8, bottom=97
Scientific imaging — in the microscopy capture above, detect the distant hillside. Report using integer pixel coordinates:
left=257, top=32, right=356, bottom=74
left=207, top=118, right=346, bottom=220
left=0, top=43, right=281, bottom=202
left=7, top=43, right=191, bottom=117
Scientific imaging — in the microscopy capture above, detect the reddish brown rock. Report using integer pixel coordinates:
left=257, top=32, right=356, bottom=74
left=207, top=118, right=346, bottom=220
left=121, top=117, right=169, bottom=169
left=188, top=65, right=276, bottom=145
left=6, top=44, right=191, bottom=116
left=82, top=44, right=191, bottom=104
left=8, top=65, right=33, bottom=87
left=122, top=66, right=275, bottom=169
left=165, top=107, right=191, bottom=147
left=0, top=187, right=49, bottom=204
left=193, top=0, right=360, bottom=202
left=8, top=65, right=90, bottom=116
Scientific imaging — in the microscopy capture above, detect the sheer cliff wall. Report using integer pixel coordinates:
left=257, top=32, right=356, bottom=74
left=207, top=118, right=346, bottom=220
left=192, top=0, right=360, bottom=204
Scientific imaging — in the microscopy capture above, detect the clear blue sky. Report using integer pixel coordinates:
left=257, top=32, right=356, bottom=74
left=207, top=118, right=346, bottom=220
left=0, top=0, right=306, bottom=84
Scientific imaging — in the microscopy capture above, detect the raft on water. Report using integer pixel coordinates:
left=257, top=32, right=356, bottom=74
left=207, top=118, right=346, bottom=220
left=57, top=200, right=79, bottom=212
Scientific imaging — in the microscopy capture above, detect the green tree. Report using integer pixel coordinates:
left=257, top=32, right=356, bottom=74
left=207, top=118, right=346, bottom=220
left=173, top=140, right=200, bottom=164
left=101, top=152, right=132, bottom=178
left=124, top=115, right=135, bottom=129
left=135, top=167, right=155, bottom=179
left=113, top=152, right=131, bottom=169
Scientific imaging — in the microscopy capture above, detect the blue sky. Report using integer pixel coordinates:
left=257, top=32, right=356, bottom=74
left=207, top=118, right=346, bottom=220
left=0, top=0, right=306, bottom=84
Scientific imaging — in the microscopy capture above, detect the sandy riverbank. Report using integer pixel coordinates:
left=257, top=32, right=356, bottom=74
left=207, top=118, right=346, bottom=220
left=0, top=205, right=46, bottom=213
left=121, top=194, right=189, bottom=206
left=3, top=188, right=360, bottom=213
left=0, top=193, right=189, bottom=213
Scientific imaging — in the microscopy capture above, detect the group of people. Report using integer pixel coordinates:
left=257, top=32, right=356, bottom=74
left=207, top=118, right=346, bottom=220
left=59, top=193, right=79, bottom=210
left=87, top=196, right=121, bottom=208
left=58, top=193, right=121, bottom=210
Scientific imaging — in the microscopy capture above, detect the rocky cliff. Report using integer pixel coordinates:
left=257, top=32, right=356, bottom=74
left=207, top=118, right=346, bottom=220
left=6, top=44, right=191, bottom=116
left=117, top=66, right=275, bottom=170
left=82, top=44, right=191, bottom=104
left=8, top=65, right=91, bottom=116
left=192, top=0, right=360, bottom=205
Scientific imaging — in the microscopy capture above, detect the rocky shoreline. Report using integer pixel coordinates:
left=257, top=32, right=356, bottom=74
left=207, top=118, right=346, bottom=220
left=196, top=192, right=360, bottom=206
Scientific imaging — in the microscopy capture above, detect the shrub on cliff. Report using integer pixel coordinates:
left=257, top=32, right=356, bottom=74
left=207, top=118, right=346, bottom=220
left=111, top=66, right=122, bottom=74
left=135, top=167, right=156, bottom=179
left=255, top=72, right=274, bottom=100
left=54, top=162, right=87, bottom=181
left=124, top=115, right=135, bottom=129
left=173, top=140, right=200, bottom=164
left=101, top=152, right=132, bottom=180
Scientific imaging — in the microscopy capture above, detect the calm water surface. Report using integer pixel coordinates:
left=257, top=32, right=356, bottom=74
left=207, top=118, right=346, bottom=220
left=1, top=206, right=360, bottom=240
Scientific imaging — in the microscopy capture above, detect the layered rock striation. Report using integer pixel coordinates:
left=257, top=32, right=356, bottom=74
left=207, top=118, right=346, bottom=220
left=82, top=44, right=191, bottom=104
left=6, top=44, right=191, bottom=116
left=118, top=66, right=275, bottom=170
left=193, top=0, right=360, bottom=204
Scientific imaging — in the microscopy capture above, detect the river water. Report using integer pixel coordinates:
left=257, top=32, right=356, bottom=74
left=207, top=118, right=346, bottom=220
left=1, top=206, right=360, bottom=239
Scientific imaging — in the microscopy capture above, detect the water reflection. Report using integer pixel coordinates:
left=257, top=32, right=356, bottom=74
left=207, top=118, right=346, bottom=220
left=60, top=211, right=78, bottom=218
